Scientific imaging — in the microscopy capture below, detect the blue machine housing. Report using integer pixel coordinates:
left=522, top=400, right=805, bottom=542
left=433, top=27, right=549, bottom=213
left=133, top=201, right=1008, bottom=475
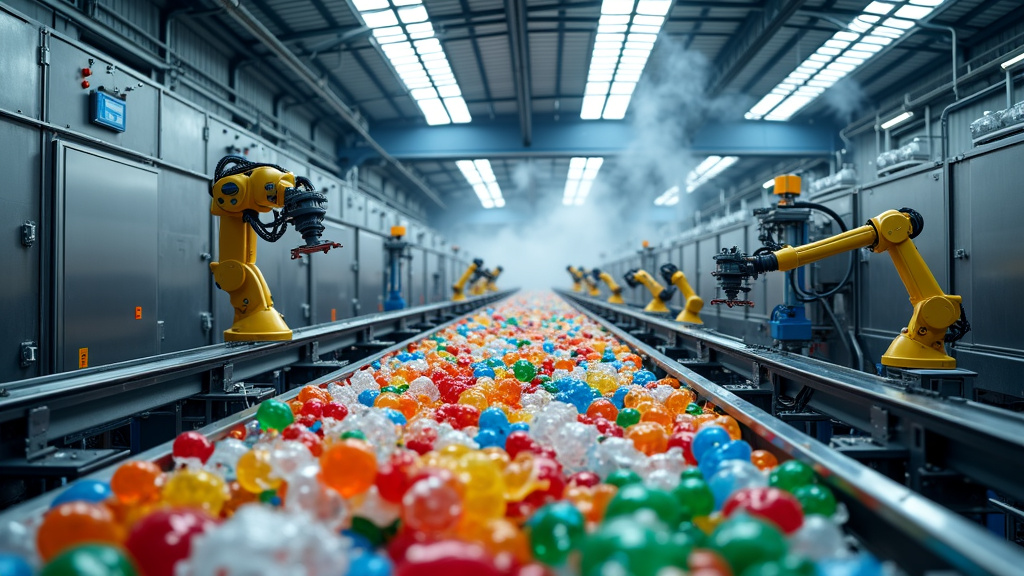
left=770, top=302, right=813, bottom=341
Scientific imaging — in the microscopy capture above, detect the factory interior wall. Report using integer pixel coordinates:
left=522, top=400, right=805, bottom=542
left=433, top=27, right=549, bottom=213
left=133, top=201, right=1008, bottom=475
left=0, top=3, right=467, bottom=383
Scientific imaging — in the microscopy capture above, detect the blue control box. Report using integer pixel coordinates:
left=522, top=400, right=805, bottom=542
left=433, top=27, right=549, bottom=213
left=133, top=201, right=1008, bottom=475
left=89, top=90, right=126, bottom=132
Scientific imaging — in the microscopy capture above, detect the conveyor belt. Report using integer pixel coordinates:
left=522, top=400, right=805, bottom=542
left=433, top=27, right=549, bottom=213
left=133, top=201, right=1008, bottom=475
left=2, top=291, right=1021, bottom=575
left=558, top=291, right=1024, bottom=507
left=0, top=291, right=514, bottom=479
left=559, top=291, right=1024, bottom=576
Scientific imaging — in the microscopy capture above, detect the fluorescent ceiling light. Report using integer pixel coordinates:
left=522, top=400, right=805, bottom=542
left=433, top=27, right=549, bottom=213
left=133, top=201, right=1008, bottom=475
left=362, top=10, right=398, bottom=28
left=357, top=0, right=471, bottom=125
left=864, top=2, right=895, bottom=15
left=602, top=0, right=634, bottom=15
left=354, top=0, right=389, bottom=10
left=1001, top=52, right=1024, bottom=70
left=880, top=111, right=913, bottom=129
left=581, top=0, right=670, bottom=120
left=762, top=179, right=775, bottom=189
left=397, top=5, right=428, bottom=23
left=653, top=185, right=678, bottom=206
left=745, top=1, right=946, bottom=122
left=563, top=157, right=604, bottom=206
left=894, top=4, right=933, bottom=19
left=458, top=159, right=504, bottom=209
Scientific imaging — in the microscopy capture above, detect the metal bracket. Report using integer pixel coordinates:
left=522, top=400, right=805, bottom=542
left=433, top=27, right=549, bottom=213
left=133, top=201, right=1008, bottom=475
left=885, top=367, right=977, bottom=400
left=200, top=312, right=213, bottom=333
left=870, top=405, right=891, bottom=445
left=26, top=406, right=52, bottom=460
left=207, top=363, right=234, bottom=394
left=21, top=221, right=36, bottom=247
left=19, top=341, right=37, bottom=368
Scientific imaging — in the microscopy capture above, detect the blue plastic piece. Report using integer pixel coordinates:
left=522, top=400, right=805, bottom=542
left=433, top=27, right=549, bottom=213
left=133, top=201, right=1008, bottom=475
left=358, top=389, right=380, bottom=406
left=475, top=428, right=507, bottom=449
left=383, top=408, right=407, bottom=426
left=510, top=422, right=530, bottom=432
left=51, top=480, right=112, bottom=507
left=350, top=552, right=394, bottom=576
left=632, top=370, right=657, bottom=385
left=473, top=366, right=496, bottom=379
left=611, top=387, right=630, bottom=409
left=479, top=407, right=511, bottom=434
left=0, top=555, right=31, bottom=576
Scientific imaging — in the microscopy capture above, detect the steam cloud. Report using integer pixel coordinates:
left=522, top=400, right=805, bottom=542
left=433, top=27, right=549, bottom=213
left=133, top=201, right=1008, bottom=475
left=447, top=37, right=745, bottom=290
left=822, top=78, right=868, bottom=124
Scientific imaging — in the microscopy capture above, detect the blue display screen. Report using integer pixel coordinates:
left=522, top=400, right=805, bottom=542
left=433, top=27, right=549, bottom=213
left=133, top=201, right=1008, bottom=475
left=90, top=90, right=126, bottom=132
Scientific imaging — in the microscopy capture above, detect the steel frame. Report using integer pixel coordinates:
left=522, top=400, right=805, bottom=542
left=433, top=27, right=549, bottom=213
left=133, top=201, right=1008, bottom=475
left=0, top=292, right=514, bottom=472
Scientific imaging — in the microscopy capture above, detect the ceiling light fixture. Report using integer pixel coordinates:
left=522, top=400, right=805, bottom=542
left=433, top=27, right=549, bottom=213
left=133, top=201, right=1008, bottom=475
left=563, top=157, right=605, bottom=205
left=355, top=0, right=471, bottom=125
left=1001, top=52, right=1024, bottom=70
left=580, top=0, right=671, bottom=120
left=880, top=111, right=914, bottom=130
left=745, top=1, right=946, bottom=122
left=456, top=160, right=505, bottom=208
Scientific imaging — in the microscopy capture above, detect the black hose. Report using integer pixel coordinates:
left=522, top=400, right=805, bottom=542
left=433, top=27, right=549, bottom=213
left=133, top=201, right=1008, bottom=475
left=787, top=201, right=855, bottom=302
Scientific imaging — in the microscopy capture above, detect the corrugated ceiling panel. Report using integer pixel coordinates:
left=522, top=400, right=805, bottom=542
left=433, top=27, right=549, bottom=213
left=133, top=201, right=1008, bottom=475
left=478, top=35, right=516, bottom=98
left=530, top=32, right=559, bottom=96
left=558, top=32, right=590, bottom=99
left=444, top=38, right=490, bottom=101
left=360, top=99, right=400, bottom=122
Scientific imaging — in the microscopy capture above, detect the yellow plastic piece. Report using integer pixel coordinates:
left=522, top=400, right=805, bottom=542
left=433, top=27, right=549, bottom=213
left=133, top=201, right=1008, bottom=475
left=666, top=270, right=704, bottom=325
left=567, top=266, right=584, bottom=293
left=452, top=260, right=480, bottom=302
left=391, top=225, right=406, bottom=237
left=597, top=271, right=626, bottom=305
left=631, top=269, right=671, bottom=314
left=210, top=166, right=294, bottom=341
left=773, top=174, right=801, bottom=196
left=770, top=209, right=961, bottom=369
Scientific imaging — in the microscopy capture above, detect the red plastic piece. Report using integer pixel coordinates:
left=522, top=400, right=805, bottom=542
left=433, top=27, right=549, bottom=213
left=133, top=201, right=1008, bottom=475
left=81, top=80, right=90, bottom=89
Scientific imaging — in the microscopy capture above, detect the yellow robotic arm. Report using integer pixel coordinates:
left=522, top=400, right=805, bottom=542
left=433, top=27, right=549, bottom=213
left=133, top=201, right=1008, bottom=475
left=659, top=264, right=703, bottom=325
left=623, top=268, right=672, bottom=314
left=567, top=266, right=585, bottom=293
left=210, top=156, right=340, bottom=341
left=486, top=266, right=503, bottom=292
left=453, top=258, right=484, bottom=302
left=592, top=269, right=625, bottom=305
left=713, top=208, right=970, bottom=369
left=581, top=269, right=602, bottom=297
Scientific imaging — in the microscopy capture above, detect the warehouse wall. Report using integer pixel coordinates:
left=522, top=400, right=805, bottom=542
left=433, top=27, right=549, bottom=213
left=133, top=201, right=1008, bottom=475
left=0, top=3, right=467, bottom=383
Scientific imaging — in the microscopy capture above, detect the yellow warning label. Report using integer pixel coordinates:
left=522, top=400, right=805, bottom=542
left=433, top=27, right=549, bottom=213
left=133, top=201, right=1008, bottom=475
left=331, top=308, right=337, bottom=322
left=135, top=306, right=142, bottom=320
left=78, top=348, right=88, bottom=369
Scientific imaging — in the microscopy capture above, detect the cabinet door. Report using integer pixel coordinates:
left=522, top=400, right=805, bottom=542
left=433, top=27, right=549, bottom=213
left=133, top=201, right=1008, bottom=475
left=59, top=143, right=158, bottom=371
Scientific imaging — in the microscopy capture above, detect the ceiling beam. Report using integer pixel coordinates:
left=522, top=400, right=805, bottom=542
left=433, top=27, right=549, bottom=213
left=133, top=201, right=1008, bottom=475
left=367, top=118, right=838, bottom=159
left=711, top=0, right=807, bottom=94
left=506, top=0, right=533, bottom=145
